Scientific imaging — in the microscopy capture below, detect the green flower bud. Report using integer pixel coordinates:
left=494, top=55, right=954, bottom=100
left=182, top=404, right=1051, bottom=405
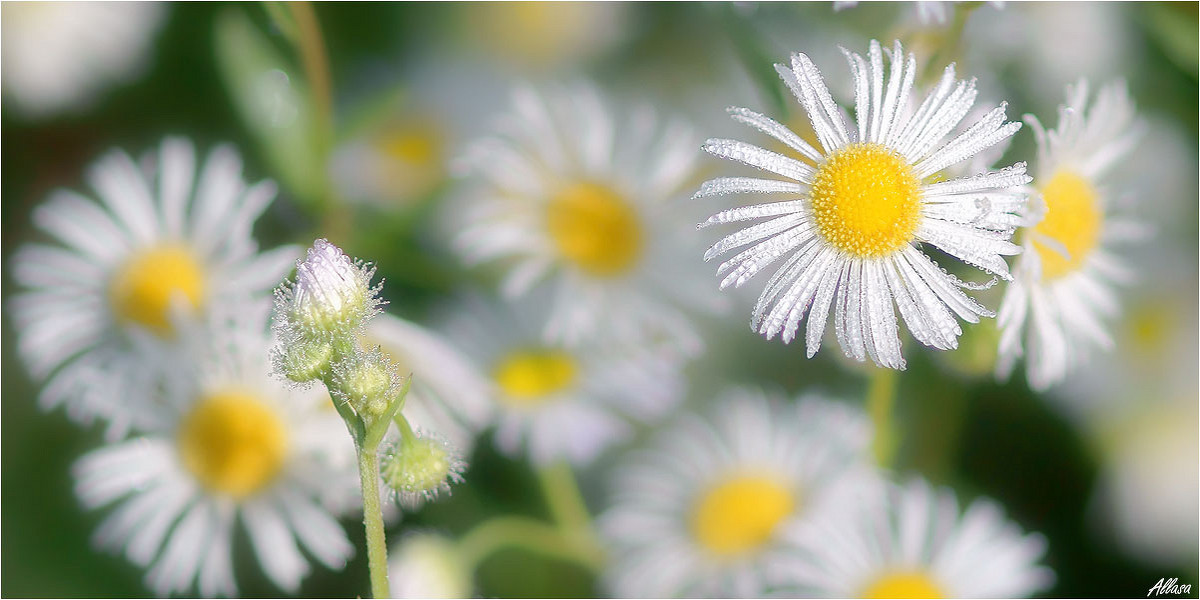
left=274, top=239, right=384, bottom=343
left=331, top=349, right=400, bottom=419
left=273, top=337, right=334, bottom=384
left=380, top=431, right=465, bottom=508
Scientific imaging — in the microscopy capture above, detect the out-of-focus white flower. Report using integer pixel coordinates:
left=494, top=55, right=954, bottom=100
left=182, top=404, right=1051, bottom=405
left=275, top=238, right=384, bottom=343
left=458, top=2, right=630, bottom=72
left=1091, top=396, right=1198, bottom=567
left=781, top=478, right=1054, bottom=598
left=996, top=80, right=1143, bottom=391
left=967, top=3, right=1131, bottom=108
left=388, top=532, right=472, bottom=599
left=329, top=109, right=449, bottom=209
left=71, top=302, right=358, bottom=597
left=834, top=1, right=1003, bottom=26
left=364, top=313, right=493, bottom=455
left=441, top=293, right=687, bottom=466
left=9, top=137, right=298, bottom=438
left=452, top=83, right=727, bottom=355
left=1, top=2, right=166, bottom=117
left=697, top=39, right=1028, bottom=369
left=599, top=388, right=878, bottom=598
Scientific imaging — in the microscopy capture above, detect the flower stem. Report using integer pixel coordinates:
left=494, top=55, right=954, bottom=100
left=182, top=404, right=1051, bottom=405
left=457, top=515, right=605, bottom=573
left=287, top=1, right=333, bottom=147
left=455, top=462, right=605, bottom=575
left=867, top=367, right=899, bottom=468
left=356, top=445, right=391, bottom=599
left=537, top=461, right=592, bottom=531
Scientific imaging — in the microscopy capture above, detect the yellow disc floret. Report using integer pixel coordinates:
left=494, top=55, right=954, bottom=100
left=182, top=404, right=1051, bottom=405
left=109, top=245, right=206, bottom=335
left=546, top=182, right=643, bottom=276
left=862, top=571, right=945, bottom=599
left=492, top=349, right=578, bottom=406
left=810, top=143, right=923, bottom=258
left=1032, top=170, right=1102, bottom=280
left=178, top=391, right=288, bottom=498
left=691, top=474, right=796, bottom=556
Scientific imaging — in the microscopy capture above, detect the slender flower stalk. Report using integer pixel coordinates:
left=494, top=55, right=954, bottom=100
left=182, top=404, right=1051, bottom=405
left=358, top=444, right=391, bottom=598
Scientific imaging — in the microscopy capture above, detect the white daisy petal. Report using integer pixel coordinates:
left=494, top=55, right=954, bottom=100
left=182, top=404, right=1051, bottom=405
left=11, top=138, right=293, bottom=431
left=700, top=40, right=1025, bottom=368
left=450, top=83, right=724, bottom=355
left=601, top=389, right=880, bottom=598
left=781, top=479, right=1053, bottom=598
left=996, top=79, right=1143, bottom=390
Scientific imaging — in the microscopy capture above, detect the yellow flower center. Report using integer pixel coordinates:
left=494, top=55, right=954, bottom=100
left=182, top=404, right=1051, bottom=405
left=470, top=2, right=595, bottom=66
left=376, top=125, right=441, bottom=166
left=108, top=245, right=206, bottom=335
left=492, top=349, right=578, bottom=407
left=691, top=474, right=796, bottom=556
left=862, top=571, right=944, bottom=599
left=810, top=143, right=923, bottom=258
left=177, top=391, right=288, bottom=499
left=1032, top=170, right=1102, bottom=280
left=546, top=182, right=643, bottom=276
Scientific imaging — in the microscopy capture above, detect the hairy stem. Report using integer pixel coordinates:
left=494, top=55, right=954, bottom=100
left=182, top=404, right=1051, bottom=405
left=357, top=446, right=391, bottom=598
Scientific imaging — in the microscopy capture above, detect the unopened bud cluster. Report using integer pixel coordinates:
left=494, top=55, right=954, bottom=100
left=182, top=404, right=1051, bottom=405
left=270, top=238, right=465, bottom=509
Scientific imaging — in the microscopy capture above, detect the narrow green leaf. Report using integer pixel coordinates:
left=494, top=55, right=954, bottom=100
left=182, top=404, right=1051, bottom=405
left=213, top=8, right=326, bottom=209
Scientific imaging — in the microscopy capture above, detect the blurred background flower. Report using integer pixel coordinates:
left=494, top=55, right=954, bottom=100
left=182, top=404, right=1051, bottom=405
left=2, top=2, right=1196, bottom=598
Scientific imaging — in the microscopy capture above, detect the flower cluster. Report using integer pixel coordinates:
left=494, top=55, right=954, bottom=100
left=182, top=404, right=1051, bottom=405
left=601, top=388, right=1054, bottom=598
left=5, top=3, right=1171, bottom=598
left=272, top=239, right=467, bottom=505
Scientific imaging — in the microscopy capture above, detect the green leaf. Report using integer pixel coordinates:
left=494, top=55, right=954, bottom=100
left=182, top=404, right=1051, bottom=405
left=213, top=8, right=327, bottom=209
left=1144, top=3, right=1199, bottom=79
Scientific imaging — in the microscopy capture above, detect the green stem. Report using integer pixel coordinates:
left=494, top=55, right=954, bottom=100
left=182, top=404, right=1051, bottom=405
left=357, top=446, right=391, bottom=599
left=867, top=368, right=899, bottom=468
left=456, top=516, right=605, bottom=573
left=454, top=462, right=606, bottom=575
left=537, top=461, right=592, bottom=531
left=288, top=1, right=333, bottom=147
left=393, top=411, right=416, bottom=441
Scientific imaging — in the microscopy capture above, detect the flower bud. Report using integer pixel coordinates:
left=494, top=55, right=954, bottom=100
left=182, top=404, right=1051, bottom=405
left=331, top=349, right=400, bottom=419
left=380, top=431, right=466, bottom=508
left=273, top=337, right=334, bottom=384
left=274, top=238, right=383, bottom=342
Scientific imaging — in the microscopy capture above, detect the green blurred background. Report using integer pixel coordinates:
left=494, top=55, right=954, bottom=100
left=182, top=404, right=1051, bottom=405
left=3, top=2, right=1197, bottom=597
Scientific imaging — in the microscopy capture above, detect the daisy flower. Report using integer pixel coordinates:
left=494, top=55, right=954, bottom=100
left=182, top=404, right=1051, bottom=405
left=363, top=313, right=493, bottom=455
left=459, top=3, right=629, bottom=72
left=72, top=301, right=358, bottom=597
left=995, top=80, right=1142, bottom=391
left=697, top=39, right=1029, bottom=369
left=781, top=478, right=1054, bottom=598
left=9, top=137, right=298, bottom=437
left=834, top=1, right=1002, bottom=26
left=1, top=2, right=165, bottom=116
left=329, top=107, right=449, bottom=209
left=440, top=293, right=686, bottom=466
left=452, top=83, right=726, bottom=354
left=599, top=388, right=878, bottom=598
